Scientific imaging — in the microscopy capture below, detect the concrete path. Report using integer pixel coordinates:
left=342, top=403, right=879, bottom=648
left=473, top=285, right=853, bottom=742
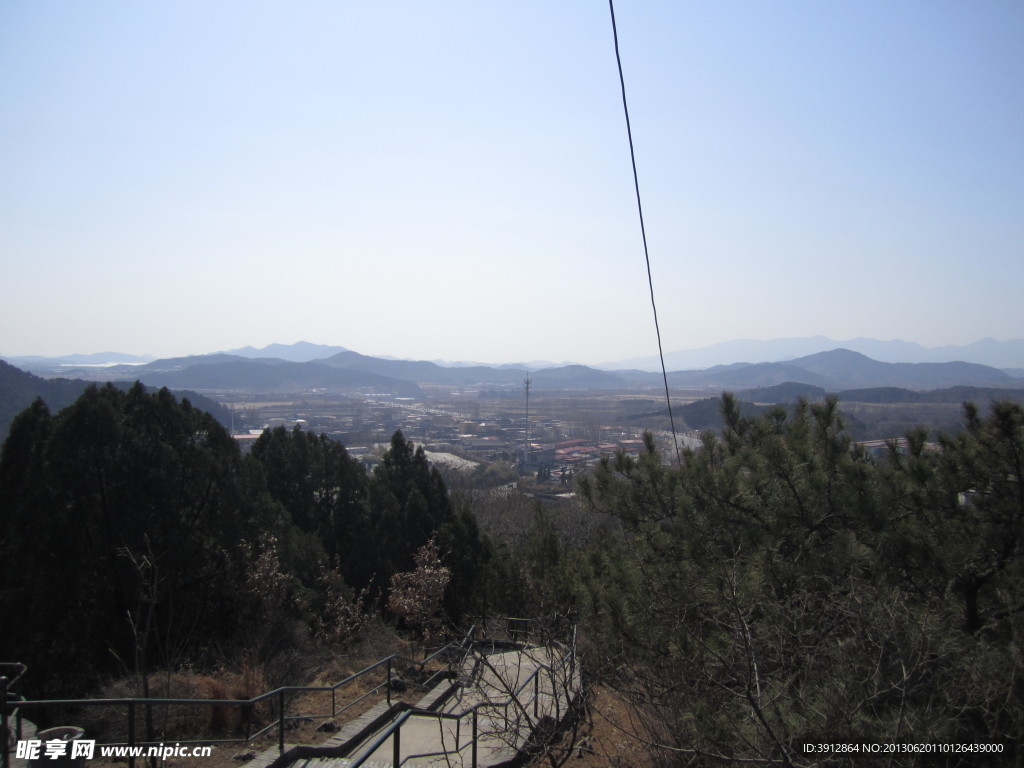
left=6, top=716, right=38, bottom=768
left=290, top=645, right=580, bottom=768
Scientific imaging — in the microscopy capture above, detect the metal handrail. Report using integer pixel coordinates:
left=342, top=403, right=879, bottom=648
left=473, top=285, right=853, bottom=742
left=343, top=641, right=578, bottom=768
left=403, top=643, right=577, bottom=768
left=0, top=625, right=477, bottom=768
left=0, top=666, right=26, bottom=690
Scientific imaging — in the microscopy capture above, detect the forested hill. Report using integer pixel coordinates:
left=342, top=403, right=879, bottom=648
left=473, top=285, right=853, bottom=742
left=0, top=359, right=230, bottom=441
left=0, top=383, right=494, bottom=696
left=0, top=359, right=89, bottom=437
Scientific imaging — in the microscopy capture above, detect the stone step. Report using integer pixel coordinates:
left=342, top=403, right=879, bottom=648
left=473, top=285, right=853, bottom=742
left=264, top=645, right=579, bottom=768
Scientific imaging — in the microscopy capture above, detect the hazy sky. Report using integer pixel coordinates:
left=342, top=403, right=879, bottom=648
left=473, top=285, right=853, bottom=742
left=2, top=1, right=1022, bottom=365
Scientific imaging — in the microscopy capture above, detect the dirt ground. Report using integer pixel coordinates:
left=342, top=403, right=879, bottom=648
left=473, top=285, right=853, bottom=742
left=549, top=684, right=651, bottom=768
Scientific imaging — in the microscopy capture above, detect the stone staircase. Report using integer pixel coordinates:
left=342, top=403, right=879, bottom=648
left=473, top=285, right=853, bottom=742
left=260, top=644, right=580, bottom=768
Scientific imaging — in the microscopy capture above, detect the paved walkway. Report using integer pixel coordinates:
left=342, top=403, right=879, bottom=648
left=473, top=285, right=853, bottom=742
left=6, top=716, right=38, bottom=768
left=288, top=645, right=580, bottom=768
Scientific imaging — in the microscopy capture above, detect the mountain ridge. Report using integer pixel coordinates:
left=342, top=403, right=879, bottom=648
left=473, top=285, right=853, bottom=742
left=4, top=348, right=1024, bottom=444
left=599, top=336, right=1024, bottom=371
left=10, top=346, right=1018, bottom=393
left=5, top=340, right=1023, bottom=394
left=9, top=335, right=1023, bottom=372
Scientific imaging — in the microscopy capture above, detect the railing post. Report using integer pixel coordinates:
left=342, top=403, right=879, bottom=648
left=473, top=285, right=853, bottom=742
left=570, top=625, right=577, bottom=682
left=533, top=673, right=539, bottom=718
left=386, top=658, right=392, bottom=706
left=1, top=677, right=10, bottom=768
left=146, top=699, right=155, bottom=768
left=472, top=710, right=478, bottom=768
left=392, top=720, right=401, bottom=767
left=128, top=700, right=136, bottom=768
left=331, top=687, right=336, bottom=718
left=278, top=690, right=285, bottom=754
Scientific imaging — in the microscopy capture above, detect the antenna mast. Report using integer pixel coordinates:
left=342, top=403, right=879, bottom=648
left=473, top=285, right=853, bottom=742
left=523, top=372, right=531, bottom=472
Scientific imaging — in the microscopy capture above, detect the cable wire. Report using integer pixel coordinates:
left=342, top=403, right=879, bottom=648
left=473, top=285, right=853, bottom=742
left=608, top=0, right=682, bottom=467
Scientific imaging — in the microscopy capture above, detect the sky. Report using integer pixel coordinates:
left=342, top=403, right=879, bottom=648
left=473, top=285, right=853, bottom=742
left=2, top=1, right=1022, bottom=366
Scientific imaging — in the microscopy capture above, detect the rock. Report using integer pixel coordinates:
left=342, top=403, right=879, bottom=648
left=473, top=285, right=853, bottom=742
left=388, top=676, right=407, bottom=693
left=285, top=716, right=313, bottom=730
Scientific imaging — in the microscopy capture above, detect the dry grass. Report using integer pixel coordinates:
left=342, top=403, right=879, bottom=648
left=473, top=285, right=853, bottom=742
left=76, top=626, right=454, bottom=768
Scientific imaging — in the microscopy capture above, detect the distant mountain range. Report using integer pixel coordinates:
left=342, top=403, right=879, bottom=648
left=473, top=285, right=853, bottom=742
left=4, top=341, right=1024, bottom=442
left=221, top=341, right=350, bottom=362
left=4, top=343, right=1022, bottom=395
left=655, top=349, right=1016, bottom=390
left=222, top=336, right=1024, bottom=372
left=600, top=336, right=1024, bottom=371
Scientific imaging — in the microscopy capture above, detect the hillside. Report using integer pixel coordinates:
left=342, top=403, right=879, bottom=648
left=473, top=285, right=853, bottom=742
left=0, top=360, right=232, bottom=441
left=789, top=348, right=1014, bottom=389
left=129, top=359, right=422, bottom=395
left=0, top=360, right=91, bottom=438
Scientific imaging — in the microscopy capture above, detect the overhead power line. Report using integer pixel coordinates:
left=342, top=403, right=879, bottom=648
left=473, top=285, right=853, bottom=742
left=607, top=0, right=682, bottom=467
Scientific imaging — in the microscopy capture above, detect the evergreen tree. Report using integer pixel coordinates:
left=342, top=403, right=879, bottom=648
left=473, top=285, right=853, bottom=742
left=576, top=395, right=1024, bottom=765
left=365, top=431, right=452, bottom=584
left=0, top=384, right=273, bottom=693
left=250, top=426, right=368, bottom=587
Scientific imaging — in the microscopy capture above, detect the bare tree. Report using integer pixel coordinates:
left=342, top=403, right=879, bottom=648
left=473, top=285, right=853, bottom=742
left=453, top=619, right=584, bottom=768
